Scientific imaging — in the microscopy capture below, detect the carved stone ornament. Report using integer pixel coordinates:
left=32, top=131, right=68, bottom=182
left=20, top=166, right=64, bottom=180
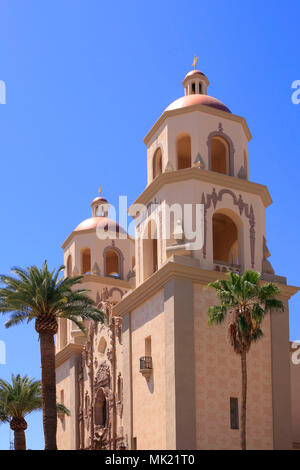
left=94, top=362, right=110, bottom=390
left=202, top=188, right=256, bottom=268
left=262, top=236, right=275, bottom=274
left=238, top=166, right=247, bottom=180
left=92, top=262, right=101, bottom=276
left=165, top=160, right=173, bottom=172
left=194, top=152, right=205, bottom=169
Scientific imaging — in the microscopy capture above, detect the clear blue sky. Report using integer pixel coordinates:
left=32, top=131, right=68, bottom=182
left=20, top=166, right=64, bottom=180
left=0, top=0, right=299, bottom=450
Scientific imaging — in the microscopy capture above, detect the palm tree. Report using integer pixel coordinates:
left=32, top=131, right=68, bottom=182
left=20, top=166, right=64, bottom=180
left=0, top=374, right=42, bottom=450
left=0, top=261, right=105, bottom=450
left=0, top=374, right=70, bottom=450
left=207, top=270, right=283, bottom=450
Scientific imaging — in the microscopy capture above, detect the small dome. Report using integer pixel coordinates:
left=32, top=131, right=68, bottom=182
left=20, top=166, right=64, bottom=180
left=74, top=216, right=126, bottom=234
left=91, top=196, right=108, bottom=205
left=165, top=94, right=231, bottom=114
left=184, top=69, right=206, bottom=79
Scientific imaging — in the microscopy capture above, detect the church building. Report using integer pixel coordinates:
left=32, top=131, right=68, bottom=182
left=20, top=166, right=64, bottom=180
left=55, top=66, right=300, bottom=450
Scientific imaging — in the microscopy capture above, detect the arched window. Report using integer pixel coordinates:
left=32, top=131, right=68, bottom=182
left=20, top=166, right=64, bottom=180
left=211, top=136, right=229, bottom=175
left=212, top=213, right=239, bottom=266
left=176, top=133, right=191, bottom=170
left=81, top=248, right=91, bottom=274
left=142, top=219, right=158, bottom=281
left=105, top=249, right=120, bottom=278
left=66, top=255, right=72, bottom=277
left=94, top=388, right=106, bottom=427
left=152, top=148, right=162, bottom=179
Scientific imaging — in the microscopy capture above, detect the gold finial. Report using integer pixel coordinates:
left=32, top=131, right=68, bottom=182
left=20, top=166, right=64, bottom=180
left=192, top=55, right=199, bottom=70
left=98, top=185, right=102, bottom=195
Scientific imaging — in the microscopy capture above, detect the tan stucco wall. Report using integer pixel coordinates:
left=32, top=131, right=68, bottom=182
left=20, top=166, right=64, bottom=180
left=131, top=290, right=166, bottom=449
left=269, top=297, right=292, bottom=449
left=56, top=360, right=72, bottom=450
left=63, top=233, right=135, bottom=282
left=164, top=279, right=196, bottom=449
left=194, top=283, right=274, bottom=450
left=146, top=108, right=249, bottom=183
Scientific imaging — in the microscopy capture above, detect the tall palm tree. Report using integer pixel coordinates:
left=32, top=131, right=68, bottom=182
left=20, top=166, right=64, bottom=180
left=0, top=374, right=42, bottom=450
left=0, top=261, right=105, bottom=450
left=207, top=270, right=283, bottom=450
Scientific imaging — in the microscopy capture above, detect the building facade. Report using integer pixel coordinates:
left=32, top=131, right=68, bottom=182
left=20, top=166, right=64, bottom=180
left=56, top=68, right=299, bottom=450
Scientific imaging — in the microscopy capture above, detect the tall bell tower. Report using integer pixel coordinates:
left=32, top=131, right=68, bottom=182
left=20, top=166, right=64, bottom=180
left=133, top=65, right=272, bottom=283
left=114, top=66, right=298, bottom=450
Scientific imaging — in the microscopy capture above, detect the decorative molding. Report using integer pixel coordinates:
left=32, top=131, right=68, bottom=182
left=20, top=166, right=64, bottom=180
left=92, top=262, right=101, bottom=276
left=55, top=343, right=83, bottom=367
left=62, top=228, right=134, bottom=251
left=201, top=187, right=256, bottom=268
left=238, top=166, right=247, bottom=179
left=128, top=166, right=272, bottom=213
left=262, top=236, right=275, bottom=275
left=143, top=100, right=252, bottom=147
left=94, top=362, right=110, bottom=390
left=108, top=287, right=124, bottom=299
left=165, top=160, right=174, bottom=172
left=78, top=273, right=130, bottom=289
left=112, top=257, right=299, bottom=318
left=75, top=300, right=125, bottom=450
left=193, top=152, right=205, bottom=169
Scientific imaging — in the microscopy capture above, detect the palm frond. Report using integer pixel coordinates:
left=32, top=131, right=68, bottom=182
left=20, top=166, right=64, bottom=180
left=0, top=374, right=42, bottom=419
left=207, top=270, right=283, bottom=354
left=208, top=305, right=227, bottom=325
left=0, top=262, right=104, bottom=331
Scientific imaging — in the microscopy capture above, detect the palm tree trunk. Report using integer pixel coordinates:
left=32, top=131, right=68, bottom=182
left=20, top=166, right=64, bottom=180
left=39, top=332, right=57, bottom=450
left=14, top=429, right=26, bottom=450
left=240, top=351, right=247, bottom=450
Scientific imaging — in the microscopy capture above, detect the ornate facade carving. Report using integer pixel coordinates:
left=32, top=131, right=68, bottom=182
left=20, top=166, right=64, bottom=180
left=77, top=297, right=125, bottom=450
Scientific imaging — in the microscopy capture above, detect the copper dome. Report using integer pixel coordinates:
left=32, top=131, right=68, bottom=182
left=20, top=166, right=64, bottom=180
left=165, top=94, right=231, bottom=114
left=74, top=216, right=126, bottom=234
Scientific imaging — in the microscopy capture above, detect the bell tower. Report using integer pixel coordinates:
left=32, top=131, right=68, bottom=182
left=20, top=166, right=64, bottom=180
left=130, top=65, right=273, bottom=285
left=114, top=66, right=297, bottom=450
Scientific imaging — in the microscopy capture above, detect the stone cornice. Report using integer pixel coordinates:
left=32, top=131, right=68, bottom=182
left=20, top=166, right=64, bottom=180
left=82, top=273, right=131, bottom=289
left=143, top=104, right=252, bottom=146
left=62, top=229, right=134, bottom=250
left=55, top=343, right=83, bottom=367
left=128, top=167, right=272, bottom=214
left=112, top=260, right=299, bottom=317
